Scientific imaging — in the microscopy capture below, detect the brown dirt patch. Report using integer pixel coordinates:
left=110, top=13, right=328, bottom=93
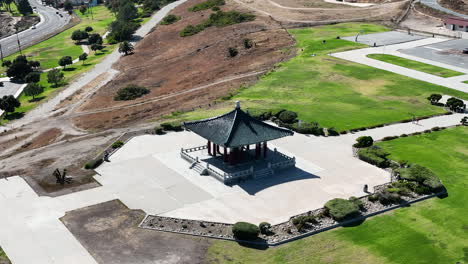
left=73, top=0, right=295, bottom=130
left=19, top=128, right=62, bottom=152
left=61, top=200, right=211, bottom=264
left=439, top=0, right=468, bottom=14
left=0, top=133, right=32, bottom=152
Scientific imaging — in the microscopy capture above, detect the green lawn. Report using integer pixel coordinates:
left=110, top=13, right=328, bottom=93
left=2, top=5, right=115, bottom=70
left=169, top=23, right=468, bottom=131
left=367, top=54, right=464, bottom=78
left=0, top=247, right=10, bottom=264
left=206, top=126, right=468, bottom=264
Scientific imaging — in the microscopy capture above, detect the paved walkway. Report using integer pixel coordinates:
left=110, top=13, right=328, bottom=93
left=419, top=0, right=468, bottom=19
left=0, top=110, right=466, bottom=263
left=332, top=37, right=468, bottom=93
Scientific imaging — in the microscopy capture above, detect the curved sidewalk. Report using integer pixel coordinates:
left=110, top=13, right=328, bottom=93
left=419, top=0, right=468, bottom=19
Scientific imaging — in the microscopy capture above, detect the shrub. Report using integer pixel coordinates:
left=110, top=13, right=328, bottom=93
left=348, top=196, right=364, bottom=209
left=431, top=126, right=441, bottom=131
left=278, top=110, right=298, bottom=123
left=357, top=146, right=390, bottom=168
left=327, top=127, right=339, bottom=136
left=188, top=0, right=225, bottom=12
left=381, top=136, right=398, bottom=141
left=180, top=11, right=255, bottom=36
left=400, top=134, right=408, bottom=137
left=85, top=26, right=93, bottom=32
left=160, top=14, right=181, bottom=25
left=228, top=47, right=238, bottom=57
left=114, top=85, right=150, bottom=101
left=397, top=164, right=443, bottom=191
left=246, top=109, right=271, bottom=120
left=154, top=126, right=165, bottom=135
left=243, top=38, right=253, bottom=49
left=84, top=158, right=103, bottom=169
left=161, top=122, right=183, bottom=131
left=353, top=136, right=373, bottom=148
left=324, top=198, right=360, bottom=221
left=427, top=93, right=442, bottom=104
left=211, top=6, right=220, bottom=11
left=271, top=109, right=286, bottom=117
left=232, top=222, right=259, bottom=240
left=112, top=141, right=124, bottom=148
left=291, top=121, right=323, bottom=135
left=368, top=194, right=379, bottom=202
left=258, top=222, right=271, bottom=235
left=377, top=191, right=401, bottom=205
left=292, top=215, right=316, bottom=231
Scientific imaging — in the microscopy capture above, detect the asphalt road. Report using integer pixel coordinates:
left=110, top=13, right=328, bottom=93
left=0, top=0, right=71, bottom=58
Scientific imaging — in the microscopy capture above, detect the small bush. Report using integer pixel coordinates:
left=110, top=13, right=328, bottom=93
left=258, top=222, right=271, bottom=235
left=161, top=122, right=183, bottom=131
left=381, top=136, right=398, bottom=141
left=348, top=196, right=364, bottom=209
left=228, top=47, right=238, bottom=57
left=84, top=158, right=103, bottom=169
left=232, top=222, right=259, bottom=240
left=271, top=109, right=286, bottom=117
left=211, top=6, right=220, bottom=11
left=112, top=141, right=124, bottom=148
left=114, top=85, right=150, bottom=101
left=400, top=134, right=408, bottom=137
left=324, top=198, right=360, bottom=221
left=292, top=215, right=316, bottom=231
left=353, top=136, right=373, bottom=148
left=291, top=121, right=323, bottom=136
left=357, top=146, right=390, bottom=168
left=397, top=164, right=443, bottom=191
left=160, top=14, right=181, bottom=25
left=377, top=191, right=401, bottom=205
left=246, top=109, right=271, bottom=120
left=243, top=38, right=253, bottom=49
left=431, top=126, right=441, bottom=131
left=154, top=126, right=165, bottom=135
left=278, top=110, right=298, bottom=124
left=368, top=194, right=379, bottom=202
left=327, top=127, right=339, bottom=136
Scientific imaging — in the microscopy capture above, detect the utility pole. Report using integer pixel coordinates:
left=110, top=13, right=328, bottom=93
left=16, top=33, right=22, bottom=56
left=0, top=43, right=3, bottom=63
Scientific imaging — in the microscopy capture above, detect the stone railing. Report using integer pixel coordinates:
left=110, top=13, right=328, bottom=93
left=271, top=157, right=296, bottom=170
left=182, top=145, right=207, bottom=153
left=180, top=150, right=196, bottom=163
left=224, top=167, right=254, bottom=184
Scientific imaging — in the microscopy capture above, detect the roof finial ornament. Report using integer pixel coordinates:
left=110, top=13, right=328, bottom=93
left=235, top=101, right=240, bottom=109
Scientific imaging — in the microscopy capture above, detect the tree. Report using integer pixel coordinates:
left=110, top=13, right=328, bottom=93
left=79, top=5, right=87, bottom=14
left=58, top=56, right=73, bottom=69
left=353, top=136, right=373, bottom=148
left=90, top=43, right=104, bottom=53
left=71, top=30, right=89, bottom=44
left=88, top=33, right=103, bottom=45
left=28, top=60, right=40, bottom=70
left=25, top=72, right=41, bottom=83
left=47, top=69, right=64, bottom=87
left=6, top=55, right=33, bottom=81
left=64, top=0, right=73, bottom=11
left=2, top=60, right=12, bottom=68
left=0, top=95, right=21, bottom=114
left=85, top=26, right=93, bottom=32
left=79, top=52, right=88, bottom=65
left=24, top=83, right=44, bottom=100
left=17, top=0, right=33, bottom=15
left=109, top=20, right=138, bottom=41
left=118, top=41, right=134, bottom=55
left=427, top=93, right=442, bottom=104
left=461, top=116, right=468, bottom=126
left=117, top=1, right=138, bottom=21
left=446, top=97, right=466, bottom=113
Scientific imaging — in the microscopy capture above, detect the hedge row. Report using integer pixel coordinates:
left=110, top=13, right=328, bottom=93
left=381, top=126, right=448, bottom=141
left=357, top=146, right=390, bottom=168
left=324, top=197, right=362, bottom=221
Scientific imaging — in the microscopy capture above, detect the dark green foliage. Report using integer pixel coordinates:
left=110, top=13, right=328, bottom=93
left=397, top=164, right=443, bottom=191
left=154, top=126, right=165, bottom=135
left=28, top=60, right=40, bottom=69
left=461, top=116, right=468, bottom=125
left=180, top=11, right=255, bottom=37
left=80, top=5, right=88, bottom=14
left=258, top=222, right=271, bottom=235
left=188, top=0, right=224, bottom=12
left=63, top=0, right=73, bottom=11
left=427, top=93, right=442, bottom=104
left=291, top=121, right=324, bottom=136
left=24, top=83, right=43, bottom=99
left=118, top=41, right=134, bottom=55
left=377, top=191, right=401, bottom=205
left=58, top=56, right=73, bottom=69
left=84, top=158, right=103, bottom=169
left=91, top=43, right=104, bottom=53
left=211, top=6, right=220, bottom=11
left=228, top=47, right=238, bottom=57
left=278, top=110, right=297, bottom=123
left=85, top=26, right=93, bottom=32
left=112, top=141, right=124, bottom=148
left=0, top=95, right=21, bottom=114
left=79, top=53, right=88, bottom=64
left=243, top=38, right=253, bottom=49
left=353, top=136, right=373, bottom=148
left=6, top=55, right=33, bottom=80
left=160, top=14, right=181, bottom=25
left=327, top=127, right=339, bottom=136
left=109, top=20, right=139, bottom=41
left=47, top=69, right=64, bottom=87
left=114, top=85, right=150, bottom=101
left=88, top=33, right=103, bottom=45
left=246, top=109, right=271, bottom=120
left=357, top=146, right=390, bottom=168
left=271, top=109, right=286, bottom=117
left=348, top=196, right=364, bottom=209
left=368, top=194, right=379, bottom=202
left=71, top=30, right=89, bottom=43
left=2, top=60, right=12, bottom=68
left=232, top=222, right=259, bottom=240
left=292, top=215, right=316, bottom=231
left=160, top=122, right=183, bottom=131
left=18, top=0, right=33, bottom=15
left=445, top=97, right=466, bottom=112
left=324, top=198, right=360, bottom=221
left=117, top=1, right=138, bottom=21
left=25, top=72, right=40, bottom=83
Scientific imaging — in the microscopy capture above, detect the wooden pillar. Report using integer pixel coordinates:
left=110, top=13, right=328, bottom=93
left=255, top=143, right=260, bottom=159
left=229, top=148, right=234, bottom=165
left=207, top=141, right=211, bottom=156
left=212, top=144, right=217, bottom=156
left=223, top=147, right=228, bottom=162
left=263, top=141, right=267, bottom=158
left=217, top=144, right=220, bottom=155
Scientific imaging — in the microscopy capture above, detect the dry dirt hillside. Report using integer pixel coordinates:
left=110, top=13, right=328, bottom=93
left=439, top=0, right=467, bottom=14
left=73, top=0, right=295, bottom=130
left=0, top=13, right=39, bottom=38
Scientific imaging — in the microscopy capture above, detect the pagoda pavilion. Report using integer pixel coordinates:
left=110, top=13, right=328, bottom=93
left=181, top=101, right=296, bottom=184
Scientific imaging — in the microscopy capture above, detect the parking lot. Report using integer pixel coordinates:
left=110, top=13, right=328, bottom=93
left=400, top=39, right=468, bottom=69
left=0, top=80, right=25, bottom=98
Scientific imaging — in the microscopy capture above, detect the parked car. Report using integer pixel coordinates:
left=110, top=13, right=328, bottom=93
left=32, top=25, right=36, bottom=29
left=463, top=48, right=468, bottom=54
